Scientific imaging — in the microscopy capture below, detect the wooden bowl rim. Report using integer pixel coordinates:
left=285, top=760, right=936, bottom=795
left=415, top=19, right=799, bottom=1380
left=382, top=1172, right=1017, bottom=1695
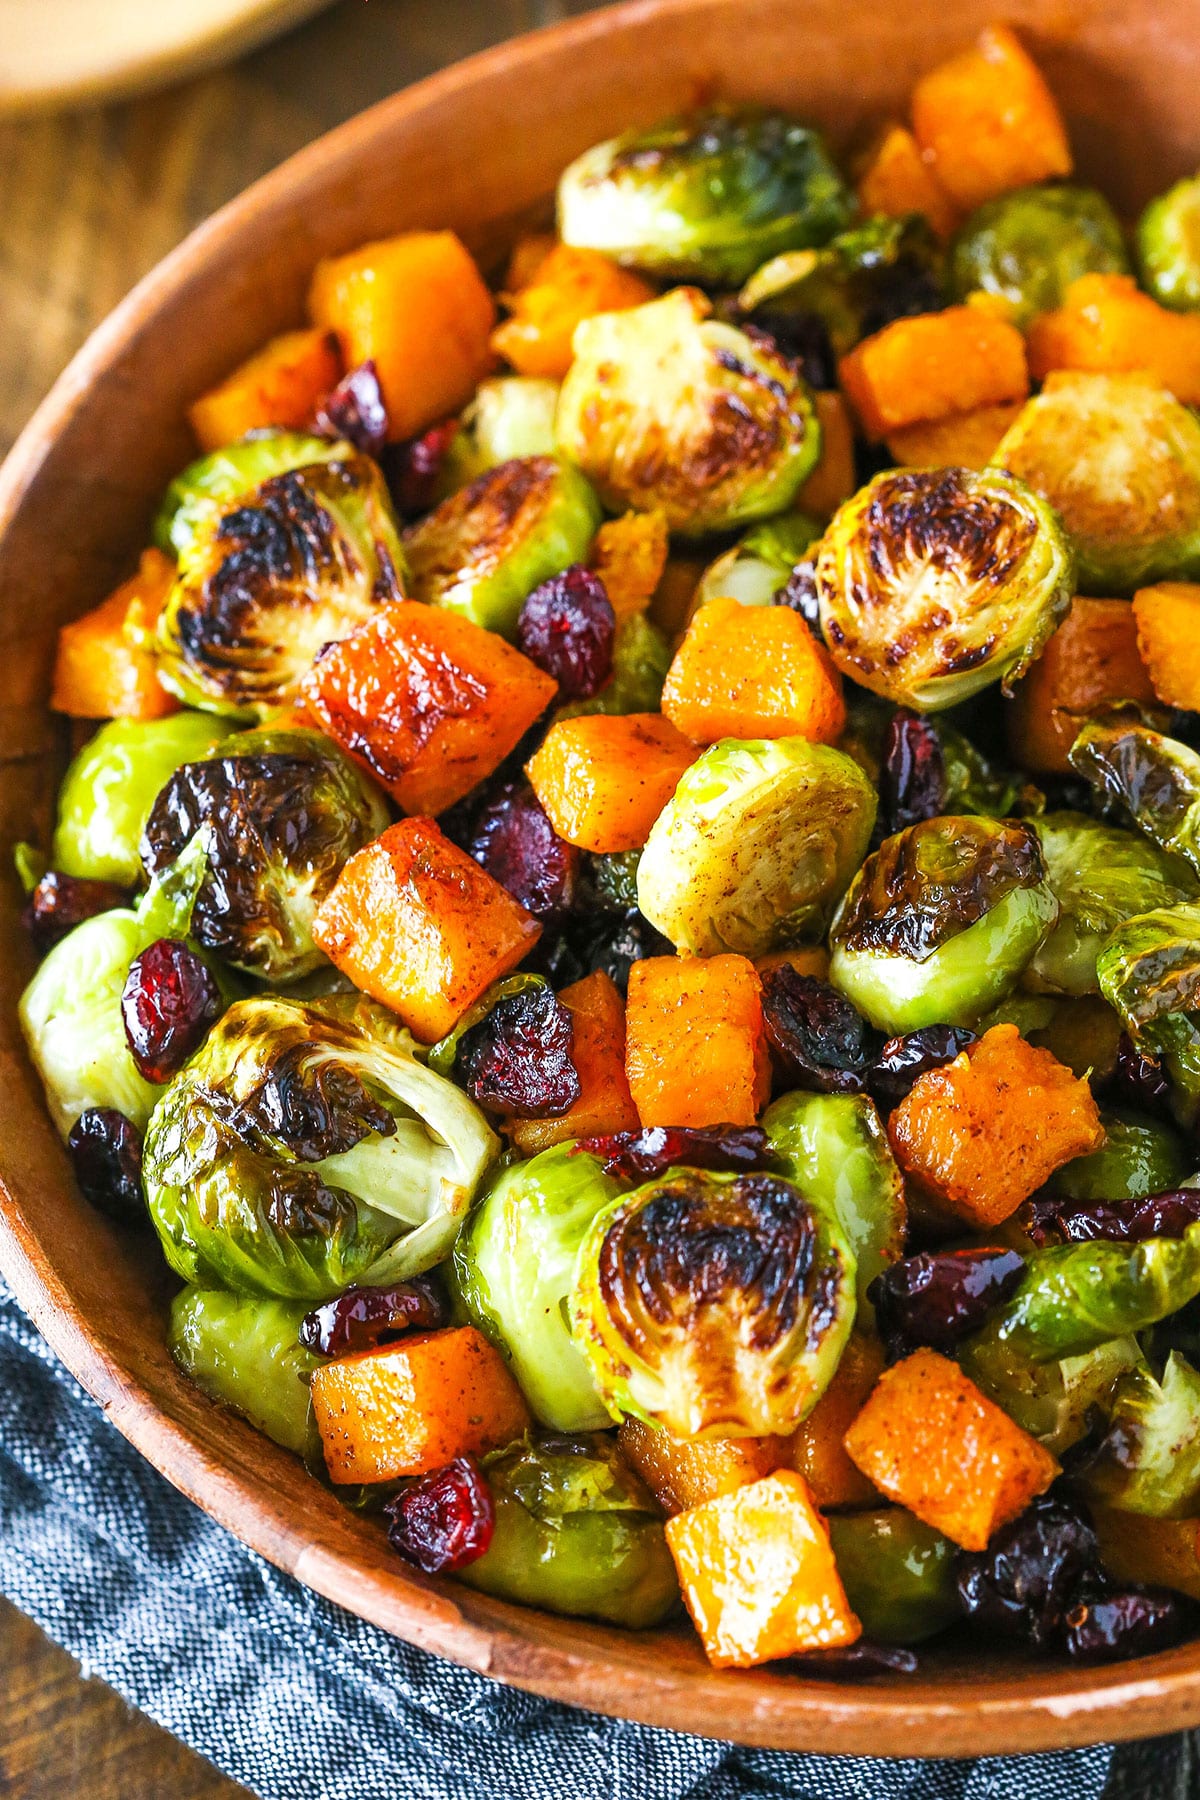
left=4, top=0, right=1200, bottom=1757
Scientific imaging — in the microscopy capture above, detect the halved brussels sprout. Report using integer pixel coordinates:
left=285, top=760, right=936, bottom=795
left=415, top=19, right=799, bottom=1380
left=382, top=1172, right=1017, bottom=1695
left=169, top=1286, right=323, bottom=1460
left=403, top=454, right=601, bottom=638
left=1024, top=811, right=1198, bottom=997
left=453, top=1144, right=621, bottom=1432
left=959, top=1332, right=1143, bottom=1454
left=816, top=466, right=1073, bottom=710
left=637, top=737, right=876, bottom=957
left=1137, top=171, right=1200, bottom=311
left=153, top=431, right=343, bottom=560
left=143, top=993, right=498, bottom=1300
left=139, top=725, right=388, bottom=982
left=1098, top=902, right=1200, bottom=1129
left=991, top=373, right=1200, bottom=593
left=1080, top=1352, right=1200, bottom=1517
left=693, top=513, right=823, bottom=611
left=1069, top=720, right=1200, bottom=878
left=827, top=1509, right=959, bottom=1645
left=939, top=717, right=1038, bottom=820
left=949, top=185, right=1129, bottom=326
left=570, top=1168, right=856, bottom=1438
left=440, top=377, right=561, bottom=490
left=51, top=712, right=235, bottom=886
left=555, top=288, right=820, bottom=536
left=457, top=1436, right=678, bottom=1626
left=739, top=214, right=942, bottom=355
left=156, top=446, right=406, bottom=717
left=829, top=816, right=1059, bottom=1034
left=557, top=107, right=853, bottom=286
left=555, top=613, right=672, bottom=720
left=1053, top=1107, right=1191, bottom=1202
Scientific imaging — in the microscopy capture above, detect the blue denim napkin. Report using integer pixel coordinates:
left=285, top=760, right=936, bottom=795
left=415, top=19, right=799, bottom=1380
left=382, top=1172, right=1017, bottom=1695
left=0, top=1278, right=1189, bottom=1799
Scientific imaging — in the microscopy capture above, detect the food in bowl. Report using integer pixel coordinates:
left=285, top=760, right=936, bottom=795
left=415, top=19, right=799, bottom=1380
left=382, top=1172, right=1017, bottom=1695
left=17, top=17, right=1200, bottom=1675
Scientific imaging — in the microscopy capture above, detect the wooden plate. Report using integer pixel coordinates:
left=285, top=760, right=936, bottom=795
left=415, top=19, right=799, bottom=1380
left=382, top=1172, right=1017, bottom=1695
left=0, top=0, right=335, bottom=116
left=2, top=0, right=1200, bottom=1758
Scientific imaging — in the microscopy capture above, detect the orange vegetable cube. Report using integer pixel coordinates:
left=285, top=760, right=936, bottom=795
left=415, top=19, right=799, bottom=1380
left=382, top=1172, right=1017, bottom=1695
left=784, top=1332, right=885, bottom=1511
left=51, top=549, right=178, bottom=720
left=911, top=24, right=1073, bottom=211
left=856, top=122, right=958, bottom=240
left=625, top=954, right=770, bottom=1130
left=662, top=597, right=845, bottom=746
left=843, top=1349, right=1059, bottom=1550
left=525, top=714, right=698, bottom=853
left=309, top=230, right=495, bottom=441
left=187, top=328, right=342, bottom=452
left=310, top=1326, right=531, bottom=1484
left=504, top=232, right=557, bottom=293
left=301, top=601, right=556, bottom=815
left=589, top=510, right=670, bottom=622
left=839, top=306, right=1028, bottom=441
left=311, top=818, right=541, bottom=1042
left=1027, top=274, right=1200, bottom=405
left=505, top=971, right=638, bottom=1152
left=797, top=390, right=856, bottom=519
left=666, top=1472, right=861, bottom=1667
left=1092, top=1507, right=1200, bottom=1603
left=491, top=243, right=656, bottom=379
left=885, top=400, right=1024, bottom=471
left=1133, top=581, right=1200, bottom=711
left=619, top=1418, right=782, bottom=1518
left=1006, top=596, right=1154, bottom=774
left=888, top=1024, right=1105, bottom=1227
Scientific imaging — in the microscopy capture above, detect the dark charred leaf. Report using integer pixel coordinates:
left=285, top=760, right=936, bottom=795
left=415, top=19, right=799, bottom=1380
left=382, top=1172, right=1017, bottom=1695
left=231, top=1044, right=396, bottom=1161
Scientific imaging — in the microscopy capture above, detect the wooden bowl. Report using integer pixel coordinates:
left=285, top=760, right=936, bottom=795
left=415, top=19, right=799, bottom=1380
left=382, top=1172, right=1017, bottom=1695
left=3, top=0, right=1200, bottom=1758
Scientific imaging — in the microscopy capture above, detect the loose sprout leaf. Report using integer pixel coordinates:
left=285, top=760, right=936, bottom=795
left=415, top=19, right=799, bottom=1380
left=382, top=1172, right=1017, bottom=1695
left=1069, top=720, right=1200, bottom=878
left=1080, top=1353, right=1200, bottom=1518
left=739, top=213, right=944, bottom=355
left=693, top=513, right=825, bottom=614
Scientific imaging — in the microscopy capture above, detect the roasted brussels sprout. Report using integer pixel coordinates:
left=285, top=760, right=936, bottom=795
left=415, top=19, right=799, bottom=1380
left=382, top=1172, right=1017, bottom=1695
left=403, top=455, right=600, bottom=638
left=1137, top=171, right=1200, bottom=311
left=441, top=377, right=560, bottom=489
left=169, top=1286, right=322, bottom=1460
left=570, top=1168, right=856, bottom=1438
left=939, top=718, right=1036, bottom=821
left=143, top=993, right=498, bottom=1299
left=827, top=1509, right=959, bottom=1645
left=637, top=737, right=876, bottom=957
left=829, top=816, right=1059, bottom=1034
left=140, top=725, right=388, bottom=982
left=555, top=289, right=820, bottom=536
left=156, top=443, right=406, bottom=717
left=959, top=1331, right=1143, bottom=1455
left=1069, top=720, right=1200, bottom=878
left=1024, top=811, right=1198, bottom=997
left=51, top=713, right=235, bottom=887
left=693, top=513, right=823, bottom=612
left=1053, top=1108, right=1191, bottom=1202
left=815, top=466, right=1073, bottom=710
left=1098, top=902, right=1200, bottom=1129
left=739, top=214, right=943, bottom=355
left=153, top=431, right=343, bottom=560
left=453, top=1144, right=621, bottom=1432
left=762, top=1090, right=905, bottom=1315
left=949, top=185, right=1129, bottom=326
left=457, top=1436, right=678, bottom=1626
left=19, top=834, right=210, bottom=1136
left=991, top=373, right=1200, bottom=593
left=1080, top=1353, right=1200, bottom=1517
left=557, top=107, right=853, bottom=286
left=555, top=614, right=672, bottom=720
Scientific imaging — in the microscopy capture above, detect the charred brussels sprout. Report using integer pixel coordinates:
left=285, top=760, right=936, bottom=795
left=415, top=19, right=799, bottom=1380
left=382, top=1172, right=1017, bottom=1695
left=570, top=1168, right=856, bottom=1438
left=1098, top=902, right=1200, bottom=1128
left=457, top=1436, right=678, bottom=1626
left=949, top=185, right=1129, bottom=327
left=441, top=377, right=560, bottom=489
left=992, top=373, right=1200, bottom=593
left=1080, top=1353, right=1200, bottom=1517
left=1053, top=1108, right=1190, bottom=1203
left=156, top=445, right=406, bottom=717
left=739, top=214, right=943, bottom=355
left=694, top=513, right=823, bottom=611
left=557, top=107, right=853, bottom=286
left=143, top=993, right=498, bottom=1299
left=51, top=712, right=234, bottom=886
left=453, top=1145, right=621, bottom=1432
left=816, top=467, right=1073, bottom=710
left=1069, top=720, right=1200, bottom=878
left=829, top=816, right=1059, bottom=1034
left=1025, top=811, right=1198, bottom=997
left=555, top=288, right=819, bottom=536
left=140, top=725, right=388, bottom=982
left=637, top=738, right=876, bottom=957
left=403, top=455, right=600, bottom=638
left=827, top=1510, right=959, bottom=1645
left=153, top=431, right=343, bottom=560
left=1138, top=172, right=1200, bottom=311
left=169, top=1287, right=323, bottom=1460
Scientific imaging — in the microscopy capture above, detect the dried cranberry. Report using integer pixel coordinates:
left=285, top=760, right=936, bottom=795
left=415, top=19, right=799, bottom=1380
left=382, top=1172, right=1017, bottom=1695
left=65, top=1109, right=145, bottom=1225
left=312, top=359, right=388, bottom=459
left=576, top=1125, right=772, bottom=1182
left=298, top=1276, right=447, bottom=1357
left=465, top=781, right=579, bottom=920
left=384, top=1456, right=494, bottom=1574
left=383, top=416, right=459, bottom=518
left=760, top=970, right=878, bottom=1094
left=776, top=559, right=822, bottom=634
left=1027, top=1187, right=1200, bottom=1248
left=789, top=1642, right=919, bottom=1678
left=868, top=1025, right=977, bottom=1111
left=516, top=566, right=615, bottom=699
left=880, top=709, right=947, bottom=835
left=22, top=871, right=129, bottom=954
left=955, top=1494, right=1099, bottom=1652
left=1062, top=1577, right=1190, bottom=1663
left=457, top=985, right=581, bottom=1117
left=1110, top=1034, right=1174, bottom=1120
left=120, top=938, right=222, bottom=1083
left=869, top=1247, right=1025, bottom=1356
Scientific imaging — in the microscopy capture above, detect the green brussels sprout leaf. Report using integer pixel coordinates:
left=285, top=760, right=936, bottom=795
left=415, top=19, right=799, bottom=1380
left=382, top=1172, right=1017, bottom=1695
left=169, top=1286, right=323, bottom=1461
left=1080, top=1353, right=1200, bottom=1518
left=1070, top=719, right=1200, bottom=878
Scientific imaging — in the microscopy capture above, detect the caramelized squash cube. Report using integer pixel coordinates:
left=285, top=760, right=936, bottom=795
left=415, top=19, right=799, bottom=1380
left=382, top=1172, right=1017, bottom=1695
left=1133, top=581, right=1200, bottom=712
left=525, top=713, right=698, bottom=853
left=618, top=1418, right=781, bottom=1517
left=625, top=954, right=770, bottom=1130
left=491, top=243, right=656, bottom=380
left=662, top=597, right=844, bottom=745
left=1006, top=596, right=1155, bottom=774
left=838, top=306, right=1028, bottom=441
left=188, top=327, right=342, bottom=452
left=51, top=549, right=178, bottom=721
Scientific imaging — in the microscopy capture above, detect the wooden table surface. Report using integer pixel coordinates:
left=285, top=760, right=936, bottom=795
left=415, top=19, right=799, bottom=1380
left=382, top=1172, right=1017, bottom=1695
left=0, top=2, right=596, bottom=1792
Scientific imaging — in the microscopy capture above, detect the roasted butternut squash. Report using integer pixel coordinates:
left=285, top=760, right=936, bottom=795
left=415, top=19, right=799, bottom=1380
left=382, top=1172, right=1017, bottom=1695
left=784, top=1331, right=885, bottom=1510
left=839, top=306, right=1028, bottom=441
left=1006, top=596, right=1155, bottom=774
left=797, top=391, right=857, bottom=519
left=662, top=596, right=845, bottom=745
left=51, top=549, right=178, bottom=720
left=625, top=954, right=770, bottom=1130
left=187, top=328, right=342, bottom=452
left=884, top=400, right=1023, bottom=471
left=589, top=510, right=670, bottom=622
left=491, top=243, right=656, bottom=380
left=525, top=713, right=698, bottom=853
left=855, top=122, right=958, bottom=241
left=618, top=1419, right=781, bottom=1518
left=1133, top=581, right=1200, bottom=711
left=504, top=971, right=638, bottom=1152
left=1027, top=274, right=1200, bottom=405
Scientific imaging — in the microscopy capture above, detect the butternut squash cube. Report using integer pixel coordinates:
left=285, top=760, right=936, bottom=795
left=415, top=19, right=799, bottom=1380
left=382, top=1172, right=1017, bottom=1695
left=618, top=1418, right=782, bottom=1517
left=188, top=328, right=342, bottom=452
left=51, top=549, right=178, bottom=720
left=589, top=510, right=670, bottom=623
left=525, top=713, right=698, bottom=853
left=797, top=390, right=857, bottom=519
left=505, top=970, right=638, bottom=1152
left=838, top=306, right=1028, bottom=441
left=625, top=954, right=770, bottom=1130
left=1028, top=274, right=1200, bottom=405
left=491, top=243, right=656, bottom=380
left=784, top=1331, right=885, bottom=1511
left=885, top=400, right=1023, bottom=472
left=856, top=122, right=958, bottom=241
left=1006, top=596, right=1155, bottom=774
left=1133, top=581, right=1200, bottom=711
left=662, top=597, right=844, bottom=745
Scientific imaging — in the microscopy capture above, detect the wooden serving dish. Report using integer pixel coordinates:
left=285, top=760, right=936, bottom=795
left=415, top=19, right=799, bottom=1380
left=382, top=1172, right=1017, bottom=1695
left=2, top=0, right=1200, bottom=1758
